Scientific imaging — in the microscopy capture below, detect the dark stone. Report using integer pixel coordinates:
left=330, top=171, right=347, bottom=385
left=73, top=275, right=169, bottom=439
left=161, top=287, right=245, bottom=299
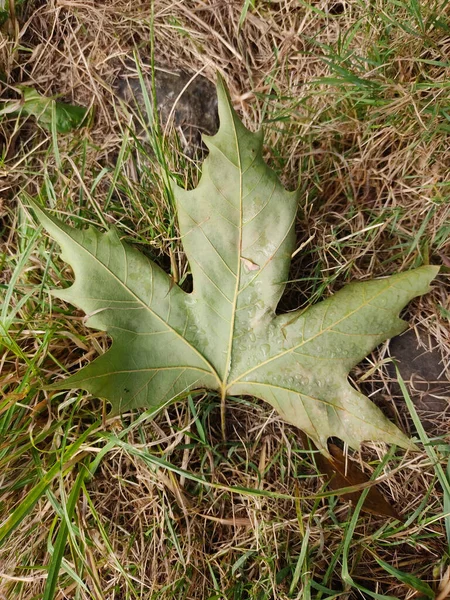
left=116, top=64, right=219, bottom=156
left=387, top=328, right=450, bottom=433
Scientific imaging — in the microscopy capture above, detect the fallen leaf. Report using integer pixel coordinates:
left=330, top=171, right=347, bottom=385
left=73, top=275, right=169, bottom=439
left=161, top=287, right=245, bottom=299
left=28, top=76, right=439, bottom=452
left=301, top=432, right=401, bottom=519
left=0, top=87, right=88, bottom=133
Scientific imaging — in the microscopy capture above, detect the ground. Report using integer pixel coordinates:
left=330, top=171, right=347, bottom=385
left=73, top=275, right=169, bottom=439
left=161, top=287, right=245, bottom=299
left=0, top=1, right=450, bottom=599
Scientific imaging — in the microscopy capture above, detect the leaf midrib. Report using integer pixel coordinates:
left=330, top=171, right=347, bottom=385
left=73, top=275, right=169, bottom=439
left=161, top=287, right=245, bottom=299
left=222, top=101, right=243, bottom=393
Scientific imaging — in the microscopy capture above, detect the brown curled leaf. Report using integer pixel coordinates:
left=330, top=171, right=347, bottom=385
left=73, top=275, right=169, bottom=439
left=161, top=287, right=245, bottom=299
left=301, top=432, right=401, bottom=520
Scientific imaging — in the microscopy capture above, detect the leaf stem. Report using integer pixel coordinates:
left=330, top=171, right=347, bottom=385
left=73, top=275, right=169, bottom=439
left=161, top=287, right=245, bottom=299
left=221, top=387, right=227, bottom=441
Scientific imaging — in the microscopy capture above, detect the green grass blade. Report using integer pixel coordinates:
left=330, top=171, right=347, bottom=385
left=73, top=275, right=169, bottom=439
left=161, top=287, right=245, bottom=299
left=341, top=446, right=399, bottom=600
left=238, top=0, right=255, bottom=29
left=396, top=365, right=450, bottom=554
left=42, top=462, right=89, bottom=600
left=0, top=423, right=98, bottom=545
left=373, top=556, right=434, bottom=598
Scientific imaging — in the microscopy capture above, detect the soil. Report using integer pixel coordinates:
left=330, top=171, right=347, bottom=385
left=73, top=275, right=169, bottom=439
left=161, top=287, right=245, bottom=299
left=388, top=328, right=450, bottom=433
left=116, top=63, right=219, bottom=156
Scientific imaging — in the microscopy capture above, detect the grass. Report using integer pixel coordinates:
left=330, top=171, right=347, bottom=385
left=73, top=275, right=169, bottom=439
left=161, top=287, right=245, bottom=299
left=1, top=0, right=449, bottom=598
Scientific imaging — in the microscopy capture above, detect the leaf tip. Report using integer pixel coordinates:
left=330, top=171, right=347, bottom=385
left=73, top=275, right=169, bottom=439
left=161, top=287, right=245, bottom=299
left=213, top=73, right=247, bottom=139
left=215, top=72, right=229, bottom=99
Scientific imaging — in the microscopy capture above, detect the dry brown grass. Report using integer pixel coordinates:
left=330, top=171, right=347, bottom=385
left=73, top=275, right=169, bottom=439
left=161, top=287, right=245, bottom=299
left=1, top=0, right=449, bottom=598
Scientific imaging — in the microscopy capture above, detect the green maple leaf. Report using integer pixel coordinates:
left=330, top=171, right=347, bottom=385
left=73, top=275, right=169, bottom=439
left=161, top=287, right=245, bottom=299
left=0, top=87, right=88, bottom=133
left=29, top=77, right=438, bottom=452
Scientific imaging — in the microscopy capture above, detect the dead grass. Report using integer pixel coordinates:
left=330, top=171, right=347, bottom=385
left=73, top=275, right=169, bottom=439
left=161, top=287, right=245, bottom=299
left=1, top=0, right=450, bottom=598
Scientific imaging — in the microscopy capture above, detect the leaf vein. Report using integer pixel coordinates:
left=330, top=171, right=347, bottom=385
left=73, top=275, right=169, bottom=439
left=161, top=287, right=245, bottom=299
left=229, top=271, right=414, bottom=386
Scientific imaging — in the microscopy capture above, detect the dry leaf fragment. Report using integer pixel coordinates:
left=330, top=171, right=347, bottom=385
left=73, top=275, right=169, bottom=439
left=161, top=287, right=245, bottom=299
left=301, top=432, right=401, bottom=520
